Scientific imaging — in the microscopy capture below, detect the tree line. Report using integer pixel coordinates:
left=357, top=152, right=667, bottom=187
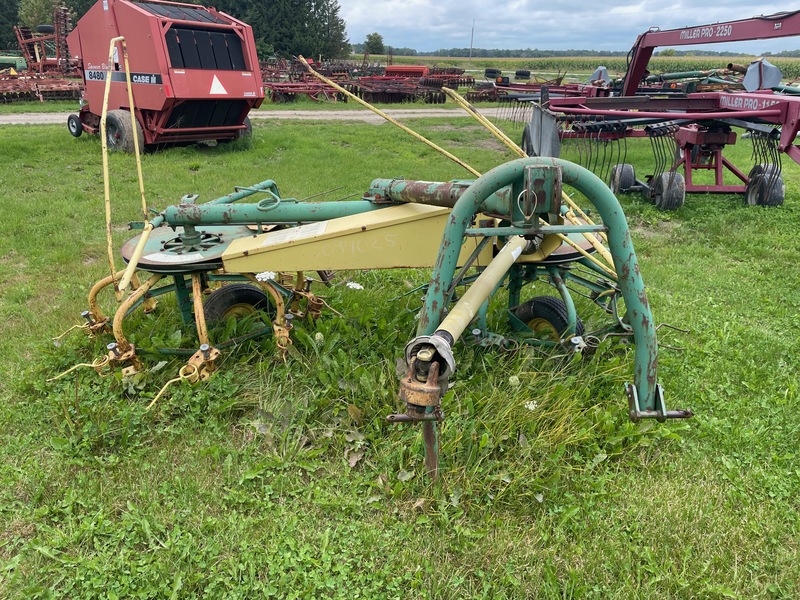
left=1, top=0, right=350, bottom=59
left=2, top=0, right=797, bottom=62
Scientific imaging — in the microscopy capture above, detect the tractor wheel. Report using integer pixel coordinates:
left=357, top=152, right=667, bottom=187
left=67, top=114, right=82, bottom=138
left=203, top=283, right=273, bottom=325
left=609, top=164, right=635, bottom=194
left=652, top=171, right=685, bottom=210
left=745, top=164, right=784, bottom=207
left=513, top=296, right=584, bottom=340
left=105, top=109, right=144, bottom=153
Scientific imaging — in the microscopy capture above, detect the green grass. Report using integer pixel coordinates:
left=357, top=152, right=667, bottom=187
left=0, top=115, right=799, bottom=598
left=0, top=100, right=78, bottom=113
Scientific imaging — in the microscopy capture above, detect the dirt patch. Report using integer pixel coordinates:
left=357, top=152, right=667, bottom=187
left=632, top=219, right=681, bottom=239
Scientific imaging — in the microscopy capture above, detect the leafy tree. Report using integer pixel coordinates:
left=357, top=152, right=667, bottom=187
left=17, top=0, right=58, bottom=28
left=66, top=0, right=97, bottom=22
left=215, top=0, right=350, bottom=59
left=0, top=0, right=21, bottom=51
left=364, top=32, right=384, bottom=55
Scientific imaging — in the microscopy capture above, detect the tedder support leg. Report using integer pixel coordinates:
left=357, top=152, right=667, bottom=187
left=415, top=157, right=676, bottom=418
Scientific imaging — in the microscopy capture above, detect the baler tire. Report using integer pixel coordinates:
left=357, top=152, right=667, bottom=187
left=67, top=114, right=82, bottom=138
left=106, top=110, right=143, bottom=154
left=235, top=116, right=253, bottom=140
left=203, top=284, right=273, bottom=325
left=513, top=296, right=584, bottom=340
left=222, top=117, right=252, bottom=144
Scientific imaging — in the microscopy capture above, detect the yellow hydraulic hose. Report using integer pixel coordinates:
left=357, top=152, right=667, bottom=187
left=297, top=56, right=481, bottom=177
left=442, top=86, right=615, bottom=273
left=99, top=36, right=151, bottom=295
left=442, top=87, right=523, bottom=155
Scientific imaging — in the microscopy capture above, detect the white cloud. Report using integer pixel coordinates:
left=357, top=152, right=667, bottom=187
left=339, top=0, right=800, bottom=53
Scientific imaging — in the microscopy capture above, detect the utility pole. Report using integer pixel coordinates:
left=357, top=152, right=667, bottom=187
left=469, top=20, right=474, bottom=61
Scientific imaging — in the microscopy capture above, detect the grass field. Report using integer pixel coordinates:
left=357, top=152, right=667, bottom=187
left=0, top=105, right=799, bottom=598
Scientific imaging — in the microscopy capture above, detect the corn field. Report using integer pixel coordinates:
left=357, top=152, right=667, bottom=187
left=389, top=55, right=800, bottom=79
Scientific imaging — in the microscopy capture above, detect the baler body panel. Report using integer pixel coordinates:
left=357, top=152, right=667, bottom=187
left=67, top=0, right=264, bottom=146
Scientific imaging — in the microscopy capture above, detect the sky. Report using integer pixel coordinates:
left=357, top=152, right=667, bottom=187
left=339, top=1, right=800, bottom=54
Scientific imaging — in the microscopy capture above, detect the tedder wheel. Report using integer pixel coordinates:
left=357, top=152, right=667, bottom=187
left=105, top=109, right=144, bottom=153
left=67, top=114, right=82, bottom=138
left=521, top=123, right=534, bottom=157
left=203, top=283, right=273, bottom=325
left=652, top=171, right=685, bottom=211
left=609, top=163, right=635, bottom=194
left=745, top=164, right=784, bottom=207
left=513, top=296, right=584, bottom=340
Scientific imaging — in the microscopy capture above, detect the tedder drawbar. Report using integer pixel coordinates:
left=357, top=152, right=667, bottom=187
left=53, top=57, right=691, bottom=477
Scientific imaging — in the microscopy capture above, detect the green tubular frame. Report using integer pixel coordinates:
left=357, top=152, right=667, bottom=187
left=417, top=157, right=662, bottom=413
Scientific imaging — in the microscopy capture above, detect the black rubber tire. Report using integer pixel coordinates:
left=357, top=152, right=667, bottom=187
left=484, top=68, right=502, bottom=79
left=106, top=109, right=144, bottom=153
left=203, top=284, right=273, bottom=325
left=652, top=171, right=685, bottom=210
left=609, top=164, right=635, bottom=194
left=515, top=69, right=531, bottom=79
left=674, top=144, right=699, bottom=165
left=521, top=123, right=534, bottom=157
left=745, top=164, right=784, bottom=207
left=513, top=296, right=584, bottom=340
left=235, top=116, right=252, bottom=140
left=67, top=114, right=82, bottom=138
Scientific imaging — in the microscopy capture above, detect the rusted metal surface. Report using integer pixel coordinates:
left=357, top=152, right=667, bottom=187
left=398, top=358, right=442, bottom=407
left=0, top=74, right=81, bottom=102
left=14, top=6, right=76, bottom=75
left=344, top=77, right=447, bottom=104
left=265, top=81, right=344, bottom=103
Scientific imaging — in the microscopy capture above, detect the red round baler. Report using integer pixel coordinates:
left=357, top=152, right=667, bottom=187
left=66, top=0, right=264, bottom=151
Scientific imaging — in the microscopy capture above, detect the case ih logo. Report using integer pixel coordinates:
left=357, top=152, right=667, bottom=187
left=85, top=71, right=163, bottom=84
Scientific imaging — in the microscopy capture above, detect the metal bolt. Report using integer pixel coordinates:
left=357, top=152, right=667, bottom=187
left=81, top=310, right=95, bottom=325
left=285, top=313, right=294, bottom=327
left=107, top=342, right=120, bottom=357
left=200, top=343, right=210, bottom=360
left=471, top=328, right=482, bottom=337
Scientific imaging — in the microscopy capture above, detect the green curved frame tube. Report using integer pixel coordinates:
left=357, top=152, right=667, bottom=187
left=417, top=156, right=660, bottom=412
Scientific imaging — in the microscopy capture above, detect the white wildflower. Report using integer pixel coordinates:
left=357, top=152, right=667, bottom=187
left=346, top=281, right=364, bottom=290
left=256, top=271, right=276, bottom=282
left=508, top=375, right=521, bottom=387
left=524, top=400, right=538, bottom=412
left=314, top=332, right=325, bottom=344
